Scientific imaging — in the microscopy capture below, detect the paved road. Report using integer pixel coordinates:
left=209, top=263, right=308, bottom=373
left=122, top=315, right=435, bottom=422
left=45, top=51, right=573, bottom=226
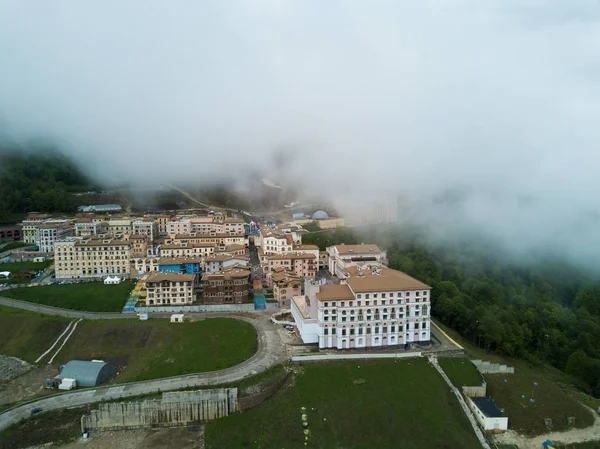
left=0, top=312, right=286, bottom=432
left=0, top=296, right=128, bottom=319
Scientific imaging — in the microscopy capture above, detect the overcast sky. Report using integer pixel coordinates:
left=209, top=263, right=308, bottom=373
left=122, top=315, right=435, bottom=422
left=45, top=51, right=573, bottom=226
left=1, top=1, right=600, bottom=264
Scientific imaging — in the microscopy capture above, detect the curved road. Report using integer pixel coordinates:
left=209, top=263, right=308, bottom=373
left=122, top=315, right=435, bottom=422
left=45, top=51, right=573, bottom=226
left=0, top=312, right=286, bottom=432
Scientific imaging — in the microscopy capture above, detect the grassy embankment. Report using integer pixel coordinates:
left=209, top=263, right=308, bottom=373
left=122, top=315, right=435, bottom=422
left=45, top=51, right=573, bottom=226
left=1, top=281, right=134, bottom=312
left=0, top=307, right=257, bottom=383
left=437, top=321, right=597, bottom=436
left=205, top=358, right=481, bottom=449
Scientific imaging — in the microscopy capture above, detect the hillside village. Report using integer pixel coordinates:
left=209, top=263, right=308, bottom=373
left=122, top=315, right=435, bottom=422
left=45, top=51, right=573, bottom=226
left=0, top=206, right=598, bottom=449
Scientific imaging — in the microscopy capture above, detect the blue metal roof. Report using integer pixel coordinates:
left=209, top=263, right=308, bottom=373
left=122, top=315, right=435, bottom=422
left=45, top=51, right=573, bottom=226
left=471, top=397, right=504, bottom=418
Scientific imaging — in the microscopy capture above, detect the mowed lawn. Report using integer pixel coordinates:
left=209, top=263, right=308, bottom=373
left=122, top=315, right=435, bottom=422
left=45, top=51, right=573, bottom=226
left=0, top=307, right=257, bottom=382
left=205, top=358, right=481, bottom=449
left=1, top=281, right=134, bottom=312
left=57, top=317, right=257, bottom=382
left=0, top=306, right=71, bottom=362
left=0, top=260, right=53, bottom=285
left=438, top=357, right=482, bottom=388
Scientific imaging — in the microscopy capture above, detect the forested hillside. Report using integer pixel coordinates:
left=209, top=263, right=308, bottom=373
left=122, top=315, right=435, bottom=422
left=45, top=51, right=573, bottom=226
left=304, top=226, right=600, bottom=396
left=0, top=148, right=95, bottom=222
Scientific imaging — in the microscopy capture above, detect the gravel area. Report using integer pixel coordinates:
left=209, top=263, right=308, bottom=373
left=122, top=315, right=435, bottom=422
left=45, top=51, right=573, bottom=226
left=0, top=355, right=32, bottom=381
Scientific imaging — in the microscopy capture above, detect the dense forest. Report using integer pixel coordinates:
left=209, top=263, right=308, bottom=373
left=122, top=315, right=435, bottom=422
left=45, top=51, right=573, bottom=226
left=304, top=226, right=600, bottom=396
left=0, top=148, right=95, bottom=223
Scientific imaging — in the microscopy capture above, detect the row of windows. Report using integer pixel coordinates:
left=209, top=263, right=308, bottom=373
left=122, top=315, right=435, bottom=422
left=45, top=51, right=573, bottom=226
left=323, top=295, right=429, bottom=308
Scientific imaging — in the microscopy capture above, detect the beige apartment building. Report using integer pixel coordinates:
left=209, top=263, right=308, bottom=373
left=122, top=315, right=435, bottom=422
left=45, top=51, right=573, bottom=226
left=129, top=234, right=149, bottom=257
left=55, top=237, right=131, bottom=280
left=165, top=233, right=245, bottom=247
left=159, top=243, right=216, bottom=258
left=264, top=253, right=316, bottom=286
left=102, top=219, right=133, bottom=237
left=271, top=268, right=302, bottom=308
left=167, top=219, right=192, bottom=236
left=145, top=271, right=196, bottom=306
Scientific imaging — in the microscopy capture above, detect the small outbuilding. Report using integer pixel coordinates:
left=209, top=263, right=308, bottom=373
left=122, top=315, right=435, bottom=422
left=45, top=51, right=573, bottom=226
left=59, top=360, right=114, bottom=387
left=0, top=271, right=10, bottom=279
left=467, top=396, right=508, bottom=431
left=170, top=314, right=185, bottom=323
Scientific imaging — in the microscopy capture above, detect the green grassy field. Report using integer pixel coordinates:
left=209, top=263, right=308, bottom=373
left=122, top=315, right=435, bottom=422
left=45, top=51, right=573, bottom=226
left=0, top=306, right=257, bottom=382
left=436, top=321, right=596, bottom=436
left=438, top=357, right=482, bottom=388
left=0, top=305, right=70, bottom=362
left=205, top=358, right=481, bottom=449
left=57, top=317, right=257, bottom=382
left=1, top=281, right=134, bottom=312
left=0, top=260, right=52, bottom=284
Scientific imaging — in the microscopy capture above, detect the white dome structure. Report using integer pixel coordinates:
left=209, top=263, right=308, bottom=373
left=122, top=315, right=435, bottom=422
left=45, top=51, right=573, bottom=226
left=312, top=210, right=329, bottom=220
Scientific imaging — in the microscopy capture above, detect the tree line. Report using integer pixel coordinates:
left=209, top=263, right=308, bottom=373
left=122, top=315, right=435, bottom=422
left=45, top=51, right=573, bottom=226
left=0, top=148, right=95, bottom=222
left=303, top=226, right=600, bottom=396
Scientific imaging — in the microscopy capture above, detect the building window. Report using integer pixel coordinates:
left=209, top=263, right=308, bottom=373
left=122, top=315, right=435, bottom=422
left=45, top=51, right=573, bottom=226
left=365, top=294, right=370, bottom=299
left=374, top=293, right=378, bottom=298
left=357, top=294, right=362, bottom=299
left=382, top=293, right=386, bottom=298
left=324, top=328, right=328, bottom=336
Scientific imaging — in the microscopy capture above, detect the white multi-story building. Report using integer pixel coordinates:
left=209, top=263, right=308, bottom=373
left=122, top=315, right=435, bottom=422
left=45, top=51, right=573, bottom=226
left=75, top=221, right=102, bottom=237
left=327, top=244, right=387, bottom=279
left=132, top=220, right=158, bottom=242
left=36, top=221, right=74, bottom=253
left=291, top=265, right=431, bottom=349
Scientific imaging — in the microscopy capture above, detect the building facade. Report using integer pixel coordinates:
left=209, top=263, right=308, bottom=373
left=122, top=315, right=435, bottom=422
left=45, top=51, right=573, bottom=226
left=145, top=272, right=196, bottom=306
left=291, top=265, right=431, bottom=349
left=271, top=269, right=302, bottom=308
left=132, top=220, right=158, bottom=242
left=327, top=244, right=387, bottom=279
left=264, top=253, right=316, bottom=286
left=54, top=237, right=131, bottom=279
left=201, top=268, right=251, bottom=304
left=36, top=221, right=74, bottom=253
left=75, top=221, right=102, bottom=237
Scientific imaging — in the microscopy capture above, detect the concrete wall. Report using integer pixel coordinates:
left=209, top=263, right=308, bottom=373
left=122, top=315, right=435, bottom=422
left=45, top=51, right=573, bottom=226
left=291, top=352, right=421, bottom=362
left=133, top=303, right=278, bottom=313
left=472, top=359, right=514, bottom=374
left=82, top=388, right=238, bottom=431
left=462, top=383, right=487, bottom=398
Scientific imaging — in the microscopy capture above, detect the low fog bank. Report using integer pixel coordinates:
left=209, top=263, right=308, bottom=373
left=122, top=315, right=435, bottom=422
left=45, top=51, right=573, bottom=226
left=2, top=1, right=600, bottom=267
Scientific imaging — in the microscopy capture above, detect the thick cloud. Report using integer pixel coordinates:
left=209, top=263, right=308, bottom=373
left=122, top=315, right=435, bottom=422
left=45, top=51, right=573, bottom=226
left=1, top=1, right=600, bottom=264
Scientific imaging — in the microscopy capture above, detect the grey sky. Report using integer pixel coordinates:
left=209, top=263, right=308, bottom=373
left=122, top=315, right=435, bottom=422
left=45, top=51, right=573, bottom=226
left=1, top=1, right=600, bottom=264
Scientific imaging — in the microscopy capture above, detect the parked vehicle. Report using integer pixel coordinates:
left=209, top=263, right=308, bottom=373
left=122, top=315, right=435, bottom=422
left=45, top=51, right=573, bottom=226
left=30, top=407, right=43, bottom=415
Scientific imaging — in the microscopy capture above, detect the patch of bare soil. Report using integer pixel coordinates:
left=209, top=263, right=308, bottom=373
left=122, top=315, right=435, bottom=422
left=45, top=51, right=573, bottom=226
left=54, top=427, right=205, bottom=449
left=0, top=364, right=58, bottom=407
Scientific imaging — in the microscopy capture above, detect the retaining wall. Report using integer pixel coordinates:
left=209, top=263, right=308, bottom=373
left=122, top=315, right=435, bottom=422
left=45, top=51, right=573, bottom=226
left=291, top=352, right=422, bottom=362
left=472, top=360, right=514, bottom=374
left=81, top=388, right=238, bottom=431
left=462, top=383, right=487, bottom=398
left=134, top=303, right=278, bottom=313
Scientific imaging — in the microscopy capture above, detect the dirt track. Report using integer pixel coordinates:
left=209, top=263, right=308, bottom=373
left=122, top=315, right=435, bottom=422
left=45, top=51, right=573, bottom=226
left=54, top=427, right=204, bottom=449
